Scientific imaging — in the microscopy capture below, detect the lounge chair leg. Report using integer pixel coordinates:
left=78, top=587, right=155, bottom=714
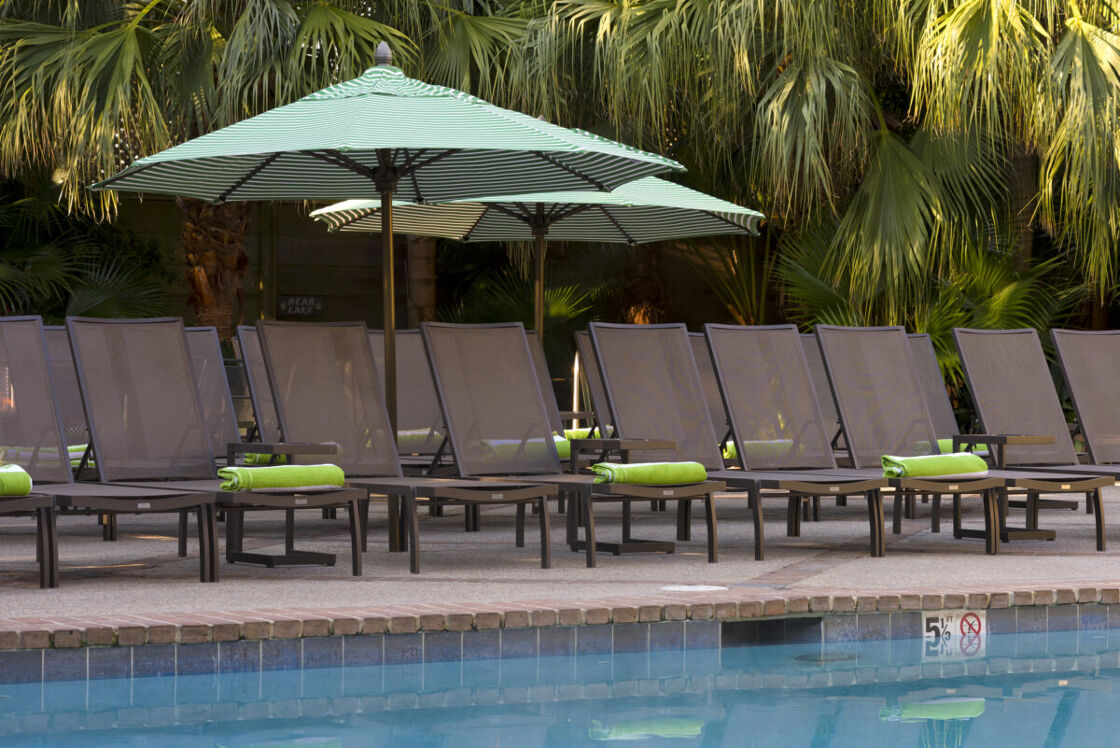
left=1025, top=491, right=1040, bottom=530
left=582, top=490, right=597, bottom=568
left=473, top=505, right=481, bottom=531
left=953, top=494, right=962, bottom=538
left=931, top=495, right=942, bottom=533
left=801, top=496, right=809, bottom=521
left=538, top=498, right=551, bottom=568
left=983, top=489, right=1000, bottom=555
left=1087, top=494, right=1094, bottom=514
left=557, top=494, right=565, bottom=515
left=225, top=511, right=243, bottom=562
left=812, top=495, right=820, bottom=522
left=749, top=485, right=765, bottom=561
left=705, top=494, right=718, bottom=563
left=406, top=495, right=421, bottom=574
left=867, top=491, right=884, bottom=557
left=465, top=504, right=474, bottom=532
left=622, top=502, right=632, bottom=544
left=786, top=495, right=800, bottom=537
left=516, top=503, right=526, bottom=547
left=566, top=491, right=577, bottom=547
left=285, top=509, right=295, bottom=552
left=1092, top=489, right=1106, bottom=551
left=47, top=506, right=60, bottom=588
left=205, top=504, right=219, bottom=582
left=387, top=495, right=401, bottom=552
left=836, top=495, right=847, bottom=507
left=35, top=507, right=47, bottom=589
left=349, top=499, right=362, bottom=576
left=892, top=493, right=903, bottom=534
left=195, top=506, right=209, bottom=584
left=904, top=492, right=916, bottom=519
left=677, top=500, right=691, bottom=541
left=358, top=498, right=369, bottom=552
left=178, top=511, right=188, bottom=557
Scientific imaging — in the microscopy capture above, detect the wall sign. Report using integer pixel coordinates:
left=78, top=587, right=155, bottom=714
left=277, top=295, right=324, bottom=317
left=921, top=609, right=986, bottom=661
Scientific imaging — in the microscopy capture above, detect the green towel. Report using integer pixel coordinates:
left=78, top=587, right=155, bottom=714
left=881, top=452, right=988, bottom=479
left=0, top=464, right=32, bottom=496
left=243, top=452, right=289, bottom=466
left=937, top=437, right=991, bottom=455
left=590, top=461, right=707, bottom=485
left=723, top=439, right=798, bottom=462
left=397, top=427, right=439, bottom=453
left=563, top=427, right=600, bottom=440
left=553, top=435, right=570, bottom=460
left=218, top=464, right=345, bottom=491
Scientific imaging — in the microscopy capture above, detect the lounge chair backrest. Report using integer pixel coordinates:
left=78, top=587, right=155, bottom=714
left=0, top=317, right=73, bottom=483
left=689, top=332, right=729, bottom=443
left=589, top=323, right=724, bottom=470
left=422, top=322, right=561, bottom=477
left=258, top=321, right=401, bottom=477
left=368, top=329, right=445, bottom=455
left=800, top=333, right=841, bottom=439
left=67, top=317, right=215, bottom=481
left=236, top=325, right=281, bottom=442
left=815, top=325, right=938, bottom=468
left=575, top=330, right=613, bottom=434
left=705, top=324, right=837, bottom=470
left=43, top=325, right=89, bottom=448
left=954, top=328, right=1078, bottom=465
left=526, top=330, right=564, bottom=432
left=908, top=333, right=958, bottom=438
left=185, top=327, right=241, bottom=457
left=1052, top=329, right=1120, bottom=464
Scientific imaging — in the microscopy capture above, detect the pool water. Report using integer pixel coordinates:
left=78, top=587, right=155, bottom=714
left=3, top=627, right=1119, bottom=746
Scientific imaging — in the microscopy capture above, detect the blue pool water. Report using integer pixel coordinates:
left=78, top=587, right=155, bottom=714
left=3, top=627, right=1119, bottom=746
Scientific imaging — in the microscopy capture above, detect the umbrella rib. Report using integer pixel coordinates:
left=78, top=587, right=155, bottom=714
left=462, top=205, right=492, bottom=241
left=216, top=153, right=281, bottom=203
left=490, top=203, right=532, bottom=223
left=399, top=149, right=460, bottom=177
left=550, top=204, right=592, bottom=223
left=597, top=206, right=636, bottom=244
left=97, top=162, right=154, bottom=188
left=314, top=150, right=376, bottom=180
left=531, top=152, right=607, bottom=190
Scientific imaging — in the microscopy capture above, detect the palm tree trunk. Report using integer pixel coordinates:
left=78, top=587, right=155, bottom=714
left=406, top=235, right=436, bottom=326
left=1092, top=293, right=1111, bottom=330
left=1006, top=143, right=1038, bottom=271
left=176, top=198, right=250, bottom=341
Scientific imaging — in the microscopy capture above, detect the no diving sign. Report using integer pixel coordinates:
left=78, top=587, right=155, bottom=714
left=921, top=609, right=986, bottom=661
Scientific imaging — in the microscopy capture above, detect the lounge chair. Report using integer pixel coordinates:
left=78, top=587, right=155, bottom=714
left=574, top=330, right=613, bottom=436
left=908, top=333, right=961, bottom=441
left=1052, top=328, right=1120, bottom=466
left=689, top=331, right=731, bottom=451
left=257, top=320, right=556, bottom=573
left=43, top=326, right=91, bottom=466
left=367, top=328, right=449, bottom=473
left=589, top=322, right=887, bottom=558
left=953, top=327, right=1116, bottom=544
left=185, top=327, right=242, bottom=461
left=0, top=316, right=219, bottom=584
left=525, top=330, right=590, bottom=432
left=800, top=332, right=844, bottom=454
left=67, top=316, right=367, bottom=575
left=816, top=325, right=1106, bottom=553
left=422, top=322, right=723, bottom=565
left=235, top=325, right=282, bottom=443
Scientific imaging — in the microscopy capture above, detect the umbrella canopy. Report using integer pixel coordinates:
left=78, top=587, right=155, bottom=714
left=91, top=45, right=683, bottom=429
left=311, top=177, right=765, bottom=330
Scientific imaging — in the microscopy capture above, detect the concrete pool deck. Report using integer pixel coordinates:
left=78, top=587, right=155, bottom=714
left=2, top=487, right=1120, bottom=648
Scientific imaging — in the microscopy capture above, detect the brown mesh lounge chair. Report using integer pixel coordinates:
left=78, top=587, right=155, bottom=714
left=1052, top=328, right=1120, bottom=466
left=422, top=322, right=723, bottom=565
left=575, top=330, right=613, bottom=436
left=43, top=326, right=91, bottom=465
left=235, top=325, right=282, bottom=443
left=589, top=322, right=887, bottom=558
left=801, top=332, right=844, bottom=453
left=257, top=320, right=556, bottom=573
left=689, top=332, right=731, bottom=450
left=68, top=316, right=367, bottom=576
left=525, top=330, right=590, bottom=432
left=953, top=327, right=1116, bottom=543
left=908, top=333, right=961, bottom=441
left=367, top=329, right=447, bottom=472
left=816, top=325, right=1105, bottom=554
left=185, top=327, right=243, bottom=461
left=0, top=316, right=219, bottom=585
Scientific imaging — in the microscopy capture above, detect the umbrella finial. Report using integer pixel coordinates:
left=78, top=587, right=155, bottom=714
left=375, top=42, right=392, bottom=66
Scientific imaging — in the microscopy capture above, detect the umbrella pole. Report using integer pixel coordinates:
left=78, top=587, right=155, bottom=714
left=382, top=188, right=397, bottom=433
left=533, top=231, right=546, bottom=333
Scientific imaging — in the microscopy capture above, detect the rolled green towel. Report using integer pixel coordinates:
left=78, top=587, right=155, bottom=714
left=937, top=437, right=990, bottom=455
left=218, top=464, right=345, bottom=491
left=243, top=452, right=289, bottom=466
left=0, top=464, right=32, bottom=496
left=553, top=435, right=570, bottom=460
left=591, top=461, right=707, bottom=485
left=563, top=427, right=600, bottom=440
left=881, top=452, right=988, bottom=479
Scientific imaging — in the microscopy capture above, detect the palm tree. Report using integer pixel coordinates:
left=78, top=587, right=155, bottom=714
left=0, top=0, right=524, bottom=338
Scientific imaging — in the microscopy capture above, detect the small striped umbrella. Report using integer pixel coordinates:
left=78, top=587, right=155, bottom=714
left=311, top=177, right=765, bottom=331
left=91, top=44, right=682, bottom=428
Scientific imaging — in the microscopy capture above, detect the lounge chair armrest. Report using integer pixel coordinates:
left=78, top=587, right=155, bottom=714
left=951, top=434, right=1054, bottom=449
left=227, top=441, right=339, bottom=465
left=567, top=438, right=677, bottom=474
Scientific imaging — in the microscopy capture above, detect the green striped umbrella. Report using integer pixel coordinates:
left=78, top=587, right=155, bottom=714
left=311, top=177, right=764, bottom=331
left=91, top=45, right=682, bottom=428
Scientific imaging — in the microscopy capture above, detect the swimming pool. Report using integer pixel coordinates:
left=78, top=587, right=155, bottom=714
left=2, top=622, right=1118, bottom=746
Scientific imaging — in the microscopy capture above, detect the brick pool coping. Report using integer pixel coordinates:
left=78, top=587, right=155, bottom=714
left=3, top=581, right=1120, bottom=650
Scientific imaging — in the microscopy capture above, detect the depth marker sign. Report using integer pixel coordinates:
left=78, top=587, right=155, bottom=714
left=921, top=609, right=986, bottom=661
